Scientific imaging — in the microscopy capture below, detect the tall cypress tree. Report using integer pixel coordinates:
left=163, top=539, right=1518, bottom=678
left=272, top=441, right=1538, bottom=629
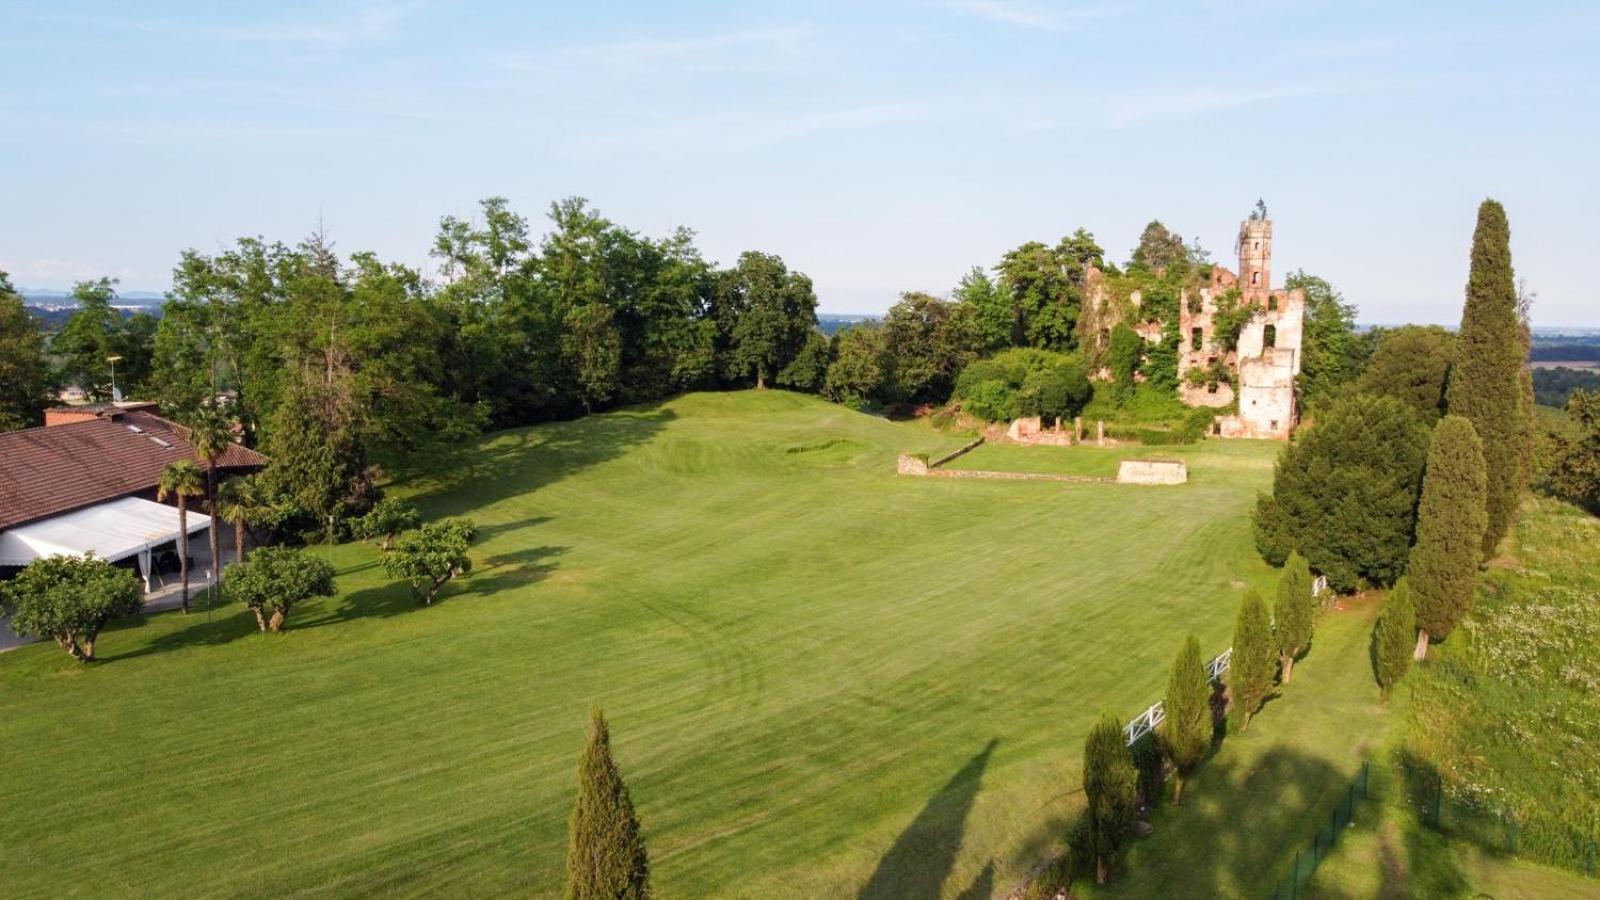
left=1272, top=551, right=1315, bottom=685
left=1083, top=713, right=1137, bottom=885
left=566, top=709, right=650, bottom=900
left=1229, top=591, right=1275, bottom=732
left=1446, top=199, right=1522, bottom=559
left=1160, top=635, right=1211, bottom=804
left=1408, top=415, right=1488, bottom=660
left=1375, top=577, right=1417, bottom=701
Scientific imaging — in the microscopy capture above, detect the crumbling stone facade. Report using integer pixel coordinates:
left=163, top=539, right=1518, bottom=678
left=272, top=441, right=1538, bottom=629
left=1084, top=213, right=1305, bottom=439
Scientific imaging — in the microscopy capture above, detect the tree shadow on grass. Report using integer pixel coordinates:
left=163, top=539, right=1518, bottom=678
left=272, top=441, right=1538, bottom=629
left=1106, top=745, right=1351, bottom=897
left=859, top=738, right=999, bottom=900
left=399, top=405, right=678, bottom=517
left=99, top=604, right=260, bottom=662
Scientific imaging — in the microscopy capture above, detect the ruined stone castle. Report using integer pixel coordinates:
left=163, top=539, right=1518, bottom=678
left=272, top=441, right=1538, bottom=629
left=1089, top=214, right=1305, bottom=439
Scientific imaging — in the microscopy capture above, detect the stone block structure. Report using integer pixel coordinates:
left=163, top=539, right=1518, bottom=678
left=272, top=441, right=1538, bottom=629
left=1115, top=459, right=1188, bottom=485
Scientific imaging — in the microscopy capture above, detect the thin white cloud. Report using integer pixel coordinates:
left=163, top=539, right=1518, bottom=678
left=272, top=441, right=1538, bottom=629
left=20, top=0, right=424, bottom=46
left=498, top=26, right=821, bottom=78
left=942, top=0, right=1128, bottom=32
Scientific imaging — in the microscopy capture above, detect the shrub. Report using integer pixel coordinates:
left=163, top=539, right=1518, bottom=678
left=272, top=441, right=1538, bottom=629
left=381, top=518, right=476, bottom=605
left=1229, top=590, right=1275, bottom=732
left=1353, top=325, right=1456, bottom=421
left=1408, top=415, right=1488, bottom=658
left=567, top=708, right=650, bottom=900
left=1273, top=551, right=1315, bottom=684
left=1161, top=635, right=1211, bottom=804
left=1253, top=394, right=1431, bottom=591
left=228, top=546, right=336, bottom=633
left=353, top=497, right=421, bottom=550
left=0, top=554, right=142, bottom=661
left=1083, top=713, right=1137, bottom=885
left=1375, top=578, right=1416, bottom=700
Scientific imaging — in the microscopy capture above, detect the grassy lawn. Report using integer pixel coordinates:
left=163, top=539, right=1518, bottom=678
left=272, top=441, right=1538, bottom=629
left=0, top=390, right=1282, bottom=898
left=942, top=442, right=1215, bottom=478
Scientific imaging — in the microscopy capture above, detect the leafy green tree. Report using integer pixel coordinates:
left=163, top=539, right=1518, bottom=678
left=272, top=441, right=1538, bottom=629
left=1353, top=325, right=1457, bottom=421
left=0, top=271, right=53, bottom=430
left=1446, top=199, right=1525, bottom=559
left=1106, top=323, right=1142, bottom=403
left=1550, top=389, right=1600, bottom=511
left=954, top=266, right=1014, bottom=350
left=1229, top=590, right=1275, bottom=732
left=1273, top=551, right=1315, bottom=684
left=996, top=231, right=1102, bottom=351
left=52, top=278, right=125, bottom=400
left=1375, top=577, right=1416, bottom=701
left=0, top=554, right=142, bottom=661
left=1408, top=415, right=1488, bottom=659
left=1253, top=395, right=1431, bottom=591
left=823, top=325, right=886, bottom=403
left=228, top=546, right=335, bottom=633
left=157, top=459, right=205, bottom=613
left=259, top=368, right=377, bottom=536
left=567, top=708, right=650, bottom=900
left=1284, top=271, right=1361, bottom=415
left=880, top=292, right=984, bottom=403
left=717, top=252, right=818, bottom=388
left=776, top=330, right=831, bottom=393
left=381, top=518, right=476, bottom=605
left=1019, top=358, right=1092, bottom=422
left=353, top=497, right=421, bottom=551
left=1160, top=635, right=1211, bottom=804
left=1128, top=220, right=1189, bottom=275
left=1082, top=713, right=1136, bottom=885
left=562, top=304, right=623, bottom=412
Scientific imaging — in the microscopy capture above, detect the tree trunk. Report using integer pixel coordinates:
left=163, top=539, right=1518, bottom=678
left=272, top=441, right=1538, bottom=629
left=1239, top=710, right=1251, bottom=733
left=267, top=608, right=286, bottom=633
left=1172, top=774, right=1184, bottom=805
left=177, top=499, right=190, bottom=614
left=234, top=515, right=246, bottom=567
left=1414, top=628, right=1430, bottom=661
left=382, top=533, right=394, bottom=552
left=755, top=368, right=766, bottom=390
left=253, top=607, right=268, bottom=632
left=207, top=468, right=222, bottom=590
left=80, top=636, right=95, bottom=661
left=1281, top=653, right=1295, bottom=685
left=1096, top=855, right=1107, bottom=885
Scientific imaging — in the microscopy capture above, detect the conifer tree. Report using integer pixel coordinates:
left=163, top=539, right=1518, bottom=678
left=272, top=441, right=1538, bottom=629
left=1375, top=577, right=1416, bottom=701
left=1083, top=713, right=1137, bottom=885
left=1408, top=415, right=1488, bottom=660
left=1228, top=591, right=1275, bottom=732
left=1160, top=635, right=1211, bottom=804
left=566, top=709, right=650, bottom=900
left=1445, top=199, right=1522, bottom=559
left=1272, top=551, right=1315, bottom=685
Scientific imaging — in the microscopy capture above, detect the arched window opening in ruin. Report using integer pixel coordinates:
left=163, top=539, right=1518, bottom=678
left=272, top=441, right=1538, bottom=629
left=1253, top=241, right=1260, bottom=250
left=1268, top=296, right=1278, bottom=311
left=1191, top=327, right=1203, bottom=350
left=1264, top=324, right=1277, bottom=348
left=1251, top=271, right=1260, bottom=286
left=1208, top=381, right=1219, bottom=394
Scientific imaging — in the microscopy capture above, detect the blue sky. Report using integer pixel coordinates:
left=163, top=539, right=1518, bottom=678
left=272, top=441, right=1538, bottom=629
left=1, top=1, right=1596, bottom=324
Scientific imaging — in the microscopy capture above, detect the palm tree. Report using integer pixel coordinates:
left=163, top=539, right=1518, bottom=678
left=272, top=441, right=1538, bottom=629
left=157, top=460, right=204, bottom=614
left=215, top=475, right=265, bottom=569
left=186, top=407, right=234, bottom=590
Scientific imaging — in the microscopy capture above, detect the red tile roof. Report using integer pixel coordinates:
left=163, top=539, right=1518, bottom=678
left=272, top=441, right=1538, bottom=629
left=0, top=411, right=266, bottom=529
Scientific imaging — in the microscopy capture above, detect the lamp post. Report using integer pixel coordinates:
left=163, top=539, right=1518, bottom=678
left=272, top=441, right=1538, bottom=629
left=106, top=354, right=123, bottom=402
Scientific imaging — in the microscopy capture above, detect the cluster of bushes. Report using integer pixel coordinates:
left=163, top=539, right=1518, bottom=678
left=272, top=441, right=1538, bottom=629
left=0, top=497, right=477, bottom=658
left=949, top=348, right=1093, bottom=424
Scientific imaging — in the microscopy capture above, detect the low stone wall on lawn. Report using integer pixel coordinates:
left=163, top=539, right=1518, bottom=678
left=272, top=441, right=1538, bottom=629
left=1115, top=459, right=1188, bottom=485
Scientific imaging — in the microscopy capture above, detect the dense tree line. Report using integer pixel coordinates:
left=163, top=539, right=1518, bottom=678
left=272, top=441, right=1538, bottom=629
left=1531, top=366, right=1600, bottom=408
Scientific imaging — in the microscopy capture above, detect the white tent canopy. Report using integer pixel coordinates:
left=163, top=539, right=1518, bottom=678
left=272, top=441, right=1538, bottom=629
left=0, top=496, right=210, bottom=588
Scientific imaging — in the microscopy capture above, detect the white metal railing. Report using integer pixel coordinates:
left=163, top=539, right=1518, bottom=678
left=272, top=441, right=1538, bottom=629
left=1124, top=647, right=1232, bottom=746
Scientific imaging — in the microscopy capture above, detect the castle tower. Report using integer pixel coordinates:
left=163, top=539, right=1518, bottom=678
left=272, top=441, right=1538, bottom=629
left=1237, top=217, right=1272, bottom=294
